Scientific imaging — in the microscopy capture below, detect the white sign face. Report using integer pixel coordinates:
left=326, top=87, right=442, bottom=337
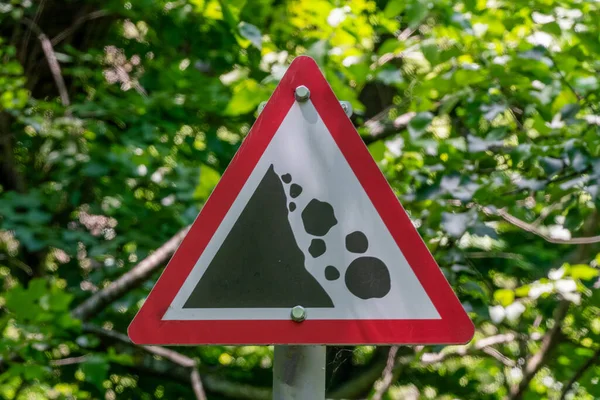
left=163, top=100, right=440, bottom=321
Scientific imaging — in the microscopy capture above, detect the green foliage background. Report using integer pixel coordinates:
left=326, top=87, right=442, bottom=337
left=1, top=0, right=600, bottom=398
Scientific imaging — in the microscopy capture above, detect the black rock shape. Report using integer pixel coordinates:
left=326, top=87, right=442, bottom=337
left=301, top=199, right=338, bottom=236
left=345, top=257, right=391, bottom=300
left=345, top=231, right=368, bottom=253
left=183, top=164, right=333, bottom=308
left=282, top=173, right=292, bottom=183
left=289, top=202, right=296, bottom=212
left=325, top=266, right=340, bottom=281
left=290, top=184, right=303, bottom=198
left=309, top=239, right=326, bottom=258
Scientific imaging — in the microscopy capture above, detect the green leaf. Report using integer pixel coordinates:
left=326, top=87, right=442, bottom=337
left=481, top=103, right=506, bottom=121
left=441, top=211, right=475, bottom=238
left=217, top=0, right=243, bottom=30
left=81, top=355, right=109, bottom=391
left=539, top=157, right=564, bottom=176
left=383, top=0, right=406, bottom=18
left=407, top=112, right=433, bottom=138
left=238, top=22, right=262, bottom=50
left=494, top=289, right=515, bottom=306
left=82, top=162, right=110, bottom=177
left=406, top=0, right=429, bottom=27
left=574, top=76, right=599, bottom=93
left=569, top=264, right=599, bottom=281
left=306, top=39, right=330, bottom=65
left=377, top=69, right=403, bottom=85
left=368, top=140, right=386, bottom=162
left=224, top=79, right=266, bottom=116
left=194, top=164, right=221, bottom=200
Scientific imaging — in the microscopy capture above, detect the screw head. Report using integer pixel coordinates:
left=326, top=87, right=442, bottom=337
left=295, top=85, right=310, bottom=102
left=340, top=101, right=353, bottom=117
left=257, top=101, right=267, bottom=114
left=290, top=305, right=306, bottom=322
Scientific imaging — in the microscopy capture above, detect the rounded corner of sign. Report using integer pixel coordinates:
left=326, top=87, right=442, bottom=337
left=291, top=55, right=317, bottom=66
left=452, top=321, right=476, bottom=345
left=127, top=320, right=146, bottom=345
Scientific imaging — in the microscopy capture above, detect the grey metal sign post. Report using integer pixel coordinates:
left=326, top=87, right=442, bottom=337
left=273, top=345, right=326, bottom=400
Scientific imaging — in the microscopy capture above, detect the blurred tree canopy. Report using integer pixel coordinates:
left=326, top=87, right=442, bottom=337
left=1, top=0, right=600, bottom=398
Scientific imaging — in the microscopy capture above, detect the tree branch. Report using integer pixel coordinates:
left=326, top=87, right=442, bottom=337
left=363, top=111, right=416, bottom=144
left=87, top=323, right=271, bottom=399
left=559, top=347, right=600, bottom=400
left=51, top=10, right=111, bottom=46
left=72, top=225, right=190, bottom=320
left=371, top=346, right=400, bottom=400
left=508, top=301, right=570, bottom=400
left=82, top=323, right=195, bottom=367
left=83, top=324, right=217, bottom=400
left=368, top=333, right=535, bottom=399
left=481, top=347, right=516, bottom=367
left=419, top=333, right=522, bottom=365
left=481, top=206, right=600, bottom=245
left=21, top=18, right=70, bottom=108
left=50, top=355, right=88, bottom=366
left=190, top=369, right=207, bottom=400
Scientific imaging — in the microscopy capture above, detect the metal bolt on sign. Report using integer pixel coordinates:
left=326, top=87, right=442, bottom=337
left=257, top=101, right=267, bottom=114
left=290, top=305, right=306, bottom=322
left=340, top=101, right=353, bottom=117
left=294, top=85, right=311, bottom=102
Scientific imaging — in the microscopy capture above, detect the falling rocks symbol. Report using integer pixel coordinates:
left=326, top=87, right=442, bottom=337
left=309, top=239, right=326, bottom=258
left=345, top=231, right=369, bottom=253
left=345, top=257, right=391, bottom=300
left=183, top=164, right=333, bottom=308
left=290, top=184, right=303, bottom=198
left=301, top=199, right=338, bottom=236
left=325, top=265, right=340, bottom=281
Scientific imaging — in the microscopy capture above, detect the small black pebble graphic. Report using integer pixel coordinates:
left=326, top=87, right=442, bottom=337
left=282, top=174, right=292, bottom=184
left=302, top=199, right=338, bottom=236
left=345, top=231, right=369, bottom=253
left=309, top=239, right=326, bottom=258
left=325, top=266, right=340, bottom=281
left=289, top=202, right=296, bottom=212
left=345, top=257, right=391, bottom=299
left=290, top=184, right=303, bottom=198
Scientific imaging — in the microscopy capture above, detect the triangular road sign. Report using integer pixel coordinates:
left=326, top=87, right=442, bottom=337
left=128, top=56, right=474, bottom=345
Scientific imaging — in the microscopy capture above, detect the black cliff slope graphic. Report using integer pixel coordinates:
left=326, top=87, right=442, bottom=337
left=183, top=164, right=334, bottom=308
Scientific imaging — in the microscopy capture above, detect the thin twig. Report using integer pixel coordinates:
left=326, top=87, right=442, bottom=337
left=72, top=225, right=191, bottom=320
left=481, top=347, right=516, bottom=367
left=533, top=194, right=572, bottom=227
left=420, top=332, right=523, bottom=365
left=190, top=369, right=208, bottom=400
left=20, top=0, right=45, bottom=59
left=363, top=111, right=416, bottom=144
left=546, top=50, right=600, bottom=116
left=508, top=301, right=570, bottom=400
left=52, top=10, right=111, bottom=46
left=84, top=324, right=254, bottom=400
left=20, top=18, right=70, bottom=108
left=50, top=355, right=88, bottom=366
left=465, top=252, right=525, bottom=261
left=546, top=52, right=582, bottom=102
left=481, top=206, right=600, bottom=245
left=371, top=346, right=399, bottom=400
left=82, top=323, right=196, bottom=367
left=559, top=347, right=600, bottom=400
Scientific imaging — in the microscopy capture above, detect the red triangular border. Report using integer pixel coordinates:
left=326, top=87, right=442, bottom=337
left=128, top=56, right=474, bottom=345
